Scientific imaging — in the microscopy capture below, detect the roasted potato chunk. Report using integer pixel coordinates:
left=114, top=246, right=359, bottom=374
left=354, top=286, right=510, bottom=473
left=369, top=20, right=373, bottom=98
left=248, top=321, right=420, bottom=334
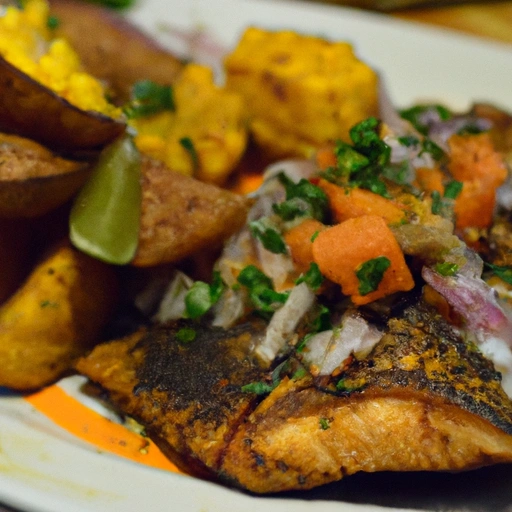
left=224, top=27, right=378, bottom=159
left=131, top=64, right=248, bottom=185
left=0, top=0, right=125, bottom=152
left=49, top=0, right=184, bottom=103
left=131, top=157, right=251, bottom=267
left=0, top=241, right=118, bottom=390
left=0, top=133, right=91, bottom=217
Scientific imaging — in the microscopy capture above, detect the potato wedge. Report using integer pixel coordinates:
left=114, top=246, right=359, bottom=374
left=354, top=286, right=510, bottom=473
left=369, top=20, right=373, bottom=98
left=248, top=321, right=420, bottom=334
left=131, top=157, right=251, bottom=267
left=0, top=56, right=126, bottom=153
left=0, top=219, right=33, bottom=305
left=0, top=241, right=118, bottom=390
left=49, top=0, right=184, bottom=103
left=0, top=133, right=92, bottom=217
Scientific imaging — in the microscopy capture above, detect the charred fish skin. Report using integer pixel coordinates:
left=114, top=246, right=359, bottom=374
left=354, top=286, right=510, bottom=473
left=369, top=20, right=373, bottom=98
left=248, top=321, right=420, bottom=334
left=220, top=299, right=512, bottom=493
left=76, top=320, right=270, bottom=478
left=334, top=299, right=512, bottom=435
left=77, top=300, right=512, bottom=494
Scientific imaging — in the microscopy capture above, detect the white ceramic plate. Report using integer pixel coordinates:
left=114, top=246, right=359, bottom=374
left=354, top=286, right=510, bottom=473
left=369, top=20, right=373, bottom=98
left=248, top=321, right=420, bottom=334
left=1, top=1, right=512, bottom=511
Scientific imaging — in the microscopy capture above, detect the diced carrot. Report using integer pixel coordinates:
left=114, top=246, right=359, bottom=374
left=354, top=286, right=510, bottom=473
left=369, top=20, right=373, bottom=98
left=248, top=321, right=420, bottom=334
left=315, top=145, right=337, bottom=170
left=318, top=178, right=406, bottom=225
left=447, top=133, right=507, bottom=230
left=454, top=179, right=498, bottom=230
left=448, top=132, right=507, bottom=186
left=312, top=215, right=414, bottom=305
left=284, top=218, right=326, bottom=273
left=414, top=166, right=444, bottom=194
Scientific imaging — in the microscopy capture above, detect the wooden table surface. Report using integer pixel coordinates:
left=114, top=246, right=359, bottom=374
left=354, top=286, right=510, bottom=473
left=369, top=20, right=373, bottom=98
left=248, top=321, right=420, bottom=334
left=394, top=1, right=512, bottom=44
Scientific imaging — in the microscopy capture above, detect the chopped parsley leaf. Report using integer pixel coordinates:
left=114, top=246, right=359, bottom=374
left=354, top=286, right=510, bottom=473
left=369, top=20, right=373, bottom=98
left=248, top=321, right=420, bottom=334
left=241, top=381, right=275, bottom=395
left=443, top=180, right=463, bottom=200
left=319, top=417, right=331, bottom=430
left=399, top=104, right=452, bottom=135
left=179, top=137, right=199, bottom=172
left=421, top=138, right=445, bottom=161
left=237, top=265, right=289, bottom=313
left=175, top=327, right=197, bottom=343
left=356, top=256, right=391, bottom=296
left=431, top=190, right=443, bottom=215
left=273, top=173, right=329, bottom=222
left=46, top=15, right=60, bottom=29
left=124, top=80, right=175, bottom=119
left=184, top=271, right=225, bottom=319
left=485, top=263, right=512, bottom=286
left=295, top=262, right=324, bottom=291
left=435, top=262, right=459, bottom=276
left=250, top=219, right=287, bottom=254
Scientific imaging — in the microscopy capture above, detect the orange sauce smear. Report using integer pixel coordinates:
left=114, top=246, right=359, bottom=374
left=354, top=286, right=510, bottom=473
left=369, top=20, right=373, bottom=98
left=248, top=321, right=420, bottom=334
left=25, top=384, right=183, bottom=474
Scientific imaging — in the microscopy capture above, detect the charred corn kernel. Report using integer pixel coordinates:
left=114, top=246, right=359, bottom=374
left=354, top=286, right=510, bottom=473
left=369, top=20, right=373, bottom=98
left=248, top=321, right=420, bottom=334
left=224, top=27, right=379, bottom=159
left=0, top=0, right=121, bottom=118
left=131, top=64, right=248, bottom=185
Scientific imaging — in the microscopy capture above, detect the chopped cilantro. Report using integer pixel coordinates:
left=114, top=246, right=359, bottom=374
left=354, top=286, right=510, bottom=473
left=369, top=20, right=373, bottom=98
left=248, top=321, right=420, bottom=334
left=319, top=417, right=331, bottom=430
left=237, top=265, right=289, bottom=313
left=46, top=15, right=60, bottom=29
left=179, top=137, right=199, bottom=173
left=309, top=304, right=332, bottom=333
left=250, top=219, right=287, bottom=254
left=443, top=180, right=463, bottom=200
left=241, top=381, right=275, bottom=395
left=124, top=80, right=175, bottom=119
left=349, top=117, right=390, bottom=166
left=273, top=173, right=329, bottom=222
left=320, top=118, right=391, bottom=197
left=421, top=138, right=445, bottom=161
left=485, top=263, right=512, bottom=285
left=292, top=367, right=308, bottom=380
left=398, top=135, right=420, bottom=147
left=310, top=230, right=320, bottom=242
left=431, top=190, right=443, bottom=215
left=175, top=327, right=197, bottom=343
left=333, top=141, right=369, bottom=174
left=356, top=256, right=391, bottom=296
left=399, top=104, right=452, bottom=135
left=336, top=379, right=362, bottom=392
left=295, top=262, right=324, bottom=291
left=40, top=300, right=58, bottom=308
left=85, top=0, right=135, bottom=9
left=184, top=271, right=225, bottom=319
left=435, top=262, right=459, bottom=276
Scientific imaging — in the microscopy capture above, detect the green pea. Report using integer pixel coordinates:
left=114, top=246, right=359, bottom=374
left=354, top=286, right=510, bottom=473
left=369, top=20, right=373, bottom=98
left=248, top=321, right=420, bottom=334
left=69, top=135, right=141, bottom=265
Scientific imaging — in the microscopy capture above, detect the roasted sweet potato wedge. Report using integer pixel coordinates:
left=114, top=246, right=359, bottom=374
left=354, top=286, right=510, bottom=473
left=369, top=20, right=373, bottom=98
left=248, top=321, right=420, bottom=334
left=49, top=0, right=184, bottom=103
left=131, top=157, right=251, bottom=266
left=0, top=133, right=92, bottom=217
left=0, top=56, right=126, bottom=153
left=0, top=240, right=119, bottom=391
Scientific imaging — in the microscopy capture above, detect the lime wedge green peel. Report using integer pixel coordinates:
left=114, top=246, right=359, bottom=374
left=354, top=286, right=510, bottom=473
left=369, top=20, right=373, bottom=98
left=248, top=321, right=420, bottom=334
left=69, top=135, right=142, bottom=265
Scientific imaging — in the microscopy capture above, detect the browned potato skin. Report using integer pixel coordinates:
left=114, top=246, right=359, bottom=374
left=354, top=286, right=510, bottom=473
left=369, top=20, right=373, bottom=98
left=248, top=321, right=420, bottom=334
left=0, top=219, right=33, bottom=305
left=49, top=0, right=184, bottom=103
left=0, top=57, right=126, bottom=153
left=131, top=157, right=251, bottom=267
left=0, top=133, right=92, bottom=218
left=0, top=241, right=119, bottom=390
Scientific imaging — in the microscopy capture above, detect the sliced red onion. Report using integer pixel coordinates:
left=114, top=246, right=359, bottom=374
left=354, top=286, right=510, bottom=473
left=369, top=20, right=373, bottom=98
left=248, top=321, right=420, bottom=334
left=422, top=266, right=511, bottom=338
left=255, top=282, right=315, bottom=365
left=301, top=312, right=383, bottom=376
left=262, top=159, right=317, bottom=184
left=428, top=116, right=493, bottom=153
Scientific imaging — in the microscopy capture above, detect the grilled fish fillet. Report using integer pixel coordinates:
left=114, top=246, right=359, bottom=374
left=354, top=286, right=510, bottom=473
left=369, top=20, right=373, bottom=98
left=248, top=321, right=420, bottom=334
left=76, top=298, right=512, bottom=493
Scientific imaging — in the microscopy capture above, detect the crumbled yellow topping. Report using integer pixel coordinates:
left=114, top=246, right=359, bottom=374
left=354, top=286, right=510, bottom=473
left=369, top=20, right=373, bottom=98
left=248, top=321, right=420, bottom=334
left=131, top=64, right=247, bottom=184
left=0, top=0, right=120, bottom=118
